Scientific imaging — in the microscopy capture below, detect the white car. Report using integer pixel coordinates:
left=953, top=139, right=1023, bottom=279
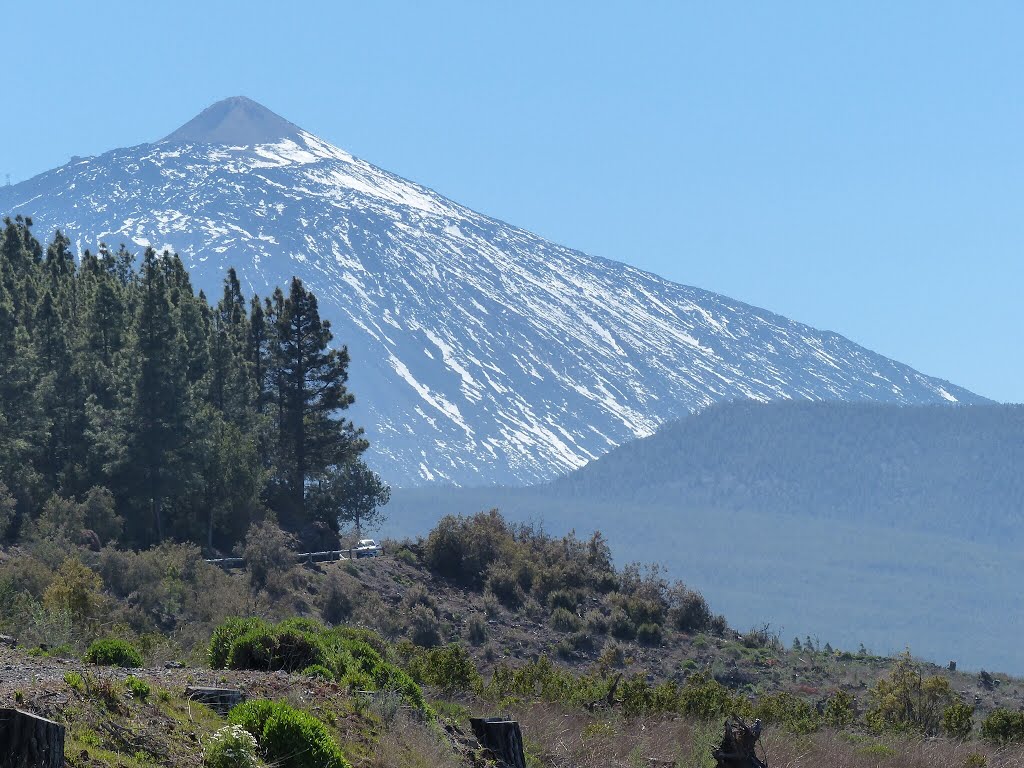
left=354, top=539, right=383, bottom=558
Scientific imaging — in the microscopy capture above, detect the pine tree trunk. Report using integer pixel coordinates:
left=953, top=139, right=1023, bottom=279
left=0, top=708, right=65, bottom=768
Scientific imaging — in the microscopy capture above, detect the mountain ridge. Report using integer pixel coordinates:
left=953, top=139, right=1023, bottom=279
left=0, top=99, right=988, bottom=486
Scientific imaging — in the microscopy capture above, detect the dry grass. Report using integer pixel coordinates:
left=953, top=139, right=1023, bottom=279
left=507, top=701, right=1024, bottom=768
left=370, top=712, right=465, bottom=768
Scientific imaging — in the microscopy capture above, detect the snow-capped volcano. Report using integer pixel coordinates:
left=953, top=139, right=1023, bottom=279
left=0, top=97, right=987, bottom=486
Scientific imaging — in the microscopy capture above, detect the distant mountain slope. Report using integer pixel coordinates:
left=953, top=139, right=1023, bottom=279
left=390, top=400, right=1024, bottom=541
left=384, top=400, right=1024, bottom=672
left=0, top=97, right=987, bottom=486
left=547, top=400, right=1024, bottom=538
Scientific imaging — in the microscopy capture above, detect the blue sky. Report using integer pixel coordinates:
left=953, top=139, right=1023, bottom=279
left=3, top=1, right=1022, bottom=402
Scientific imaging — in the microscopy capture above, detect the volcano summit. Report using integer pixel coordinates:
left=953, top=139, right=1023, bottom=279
left=0, top=98, right=986, bottom=485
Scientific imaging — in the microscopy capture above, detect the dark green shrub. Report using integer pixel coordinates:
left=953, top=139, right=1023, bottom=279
left=556, top=631, right=595, bottom=658
left=668, top=585, right=714, bottom=632
left=423, top=511, right=510, bottom=588
left=485, top=566, right=525, bottom=609
left=322, top=570, right=356, bottom=625
left=547, top=589, right=582, bottom=612
left=227, top=627, right=328, bottom=673
left=401, top=584, right=438, bottom=614
left=636, top=622, right=663, bottom=646
left=624, top=597, right=664, bottom=627
left=982, top=708, right=1024, bottom=744
left=209, top=617, right=269, bottom=668
left=241, top=521, right=296, bottom=593
left=262, top=706, right=350, bottom=768
left=550, top=607, right=582, bottom=633
left=84, top=638, right=142, bottom=668
left=467, top=614, right=488, bottom=645
left=408, top=604, right=442, bottom=647
left=609, top=608, right=636, bottom=640
left=394, top=548, right=418, bottom=566
left=229, top=700, right=350, bottom=768
left=584, top=610, right=609, bottom=635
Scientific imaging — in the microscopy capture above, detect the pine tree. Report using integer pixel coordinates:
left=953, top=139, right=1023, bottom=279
left=121, top=248, right=190, bottom=544
left=271, top=278, right=364, bottom=524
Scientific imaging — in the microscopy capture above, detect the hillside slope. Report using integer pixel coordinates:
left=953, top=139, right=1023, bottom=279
left=0, top=97, right=986, bottom=486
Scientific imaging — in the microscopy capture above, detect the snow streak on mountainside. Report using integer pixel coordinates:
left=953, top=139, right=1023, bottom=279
left=0, top=98, right=987, bottom=486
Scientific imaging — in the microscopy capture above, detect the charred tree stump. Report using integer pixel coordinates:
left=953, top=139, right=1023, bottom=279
left=469, top=718, right=526, bottom=768
left=0, top=708, right=65, bottom=768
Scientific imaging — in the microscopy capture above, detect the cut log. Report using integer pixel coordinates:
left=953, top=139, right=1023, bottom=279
left=469, top=718, right=526, bottom=768
left=0, top=708, right=65, bottom=768
left=184, top=686, right=244, bottom=715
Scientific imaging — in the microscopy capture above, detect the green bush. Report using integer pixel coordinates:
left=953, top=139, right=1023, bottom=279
left=394, top=547, right=418, bottom=566
left=230, top=700, right=350, bottom=768
left=423, top=511, right=511, bottom=588
left=227, top=627, right=328, bottom=673
left=547, top=589, right=582, bottom=612
left=408, top=644, right=481, bottom=695
left=466, top=614, right=488, bottom=645
left=84, top=638, right=142, bottom=668
left=303, top=664, right=334, bottom=681
left=678, top=674, right=743, bottom=720
left=124, top=675, right=150, bottom=700
left=203, top=724, right=260, bottom=768
left=321, top=570, right=356, bottom=625
left=609, top=608, right=636, bottom=640
left=754, top=692, right=819, bottom=734
left=982, top=708, right=1024, bottom=744
left=209, top=617, right=269, bottom=668
left=262, top=708, right=350, bottom=768
left=550, top=607, right=582, bottom=633
left=667, top=585, right=714, bottom=633
left=822, top=689, right=855, bottom=729
left=943, top=701, right=975, bottom=740
left=584, top=610, right=609, bottom=635
left=636, top=622, right=663, bottom=646
left=241, top=521, right=297, bottom=594
left=865, top=653, right=955, bottom=735
left=485, top=566, right=525, bottom=609
left=408, top=604, right=442, bottom=647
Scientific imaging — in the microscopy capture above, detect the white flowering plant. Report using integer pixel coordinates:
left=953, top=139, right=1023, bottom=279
left=203, top=724, right=260, bottom=768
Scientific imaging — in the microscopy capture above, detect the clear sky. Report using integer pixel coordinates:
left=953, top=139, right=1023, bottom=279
left=3, top=1, right=1021, bottom=402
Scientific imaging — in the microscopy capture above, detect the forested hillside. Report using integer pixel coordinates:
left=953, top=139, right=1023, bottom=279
left=0, top=216, right=387, bottom=551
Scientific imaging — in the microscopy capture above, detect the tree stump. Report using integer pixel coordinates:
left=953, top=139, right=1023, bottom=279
left=0, top=708, right=65, bottom=768
left=469, top=718, right=526, bottom=768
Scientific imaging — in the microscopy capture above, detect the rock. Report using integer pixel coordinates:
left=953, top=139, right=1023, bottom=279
left=184, top=686, right=244, bottom=715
